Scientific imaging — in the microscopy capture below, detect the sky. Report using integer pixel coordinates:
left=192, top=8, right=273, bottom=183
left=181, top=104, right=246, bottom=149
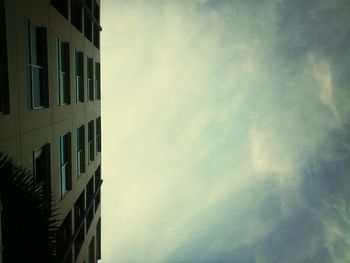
left=100, top=1, right=350, bottom=262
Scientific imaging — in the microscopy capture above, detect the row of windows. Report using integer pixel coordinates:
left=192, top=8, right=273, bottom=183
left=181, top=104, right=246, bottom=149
left=57, top=169, right=102, bottom=262
left=51, top=0, right=101, bottom=49
left=27, top=20, right=101, bottom=110
left=30, top=117, right=101, bottom=199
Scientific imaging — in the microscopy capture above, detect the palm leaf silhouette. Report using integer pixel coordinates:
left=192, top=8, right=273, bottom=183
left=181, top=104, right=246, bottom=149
left=0, top=152, right=59, bottom=262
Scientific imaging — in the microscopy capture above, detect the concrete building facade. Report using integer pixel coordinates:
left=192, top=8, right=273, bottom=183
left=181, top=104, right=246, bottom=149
left=0, top=0, right=102, bottom=262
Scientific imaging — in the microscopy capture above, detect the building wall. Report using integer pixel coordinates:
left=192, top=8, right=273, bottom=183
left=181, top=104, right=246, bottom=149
left=0, top=0, right=102, bottom=262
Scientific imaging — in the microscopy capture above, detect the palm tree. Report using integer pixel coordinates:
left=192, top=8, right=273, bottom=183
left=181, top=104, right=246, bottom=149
left=0, top=152, right=58, bottom=263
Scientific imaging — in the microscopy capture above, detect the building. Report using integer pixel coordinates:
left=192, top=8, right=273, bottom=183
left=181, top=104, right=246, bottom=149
left=0, top=0, right=102, bottom=262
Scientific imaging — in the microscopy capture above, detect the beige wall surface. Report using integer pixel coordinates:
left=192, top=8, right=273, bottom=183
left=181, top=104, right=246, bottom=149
left=1, top=0, right=102, bottom=262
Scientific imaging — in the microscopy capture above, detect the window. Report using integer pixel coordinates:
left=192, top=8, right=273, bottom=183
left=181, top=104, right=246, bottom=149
left=56, top=211, right=72, bottom=261
left=74, top=190, right=85, bottom=258
left=96, top=219, right=101, bottom=260
left=95, top=62, right=100, bottom=100
left=93, top=24, right=100, bottom=49
left=31, top=144, right=50, bottom=185
left=71, top=0, right=83, bottom=32
left=26, top=21, right=48, bottom=109
left=57, top=39, right=70, bottom=105
left=51, top=0, right=68, bottom=19
left=96, top=117, right=101, bottom=153
left=84, top=12, right=92, bottom=41
left=87, top=58, right=94, bottom=101
left=86, top=176, right=94, bottom=231
left=0, top=0, right=9, bottom=114
left=77, top=125, right=85, bottom=176
left=59, top=132, right=71, bottom=198
left=94, top=166, right=101, bottom=211
left=93, top=1, right=100, bottom=49
left=88, top=237, right=95, bottom=263
left=93, top=0, right=100, bottom=22
left=88, top=120, right=94, bottom=163
left=75, top=51, right=84, bottom=102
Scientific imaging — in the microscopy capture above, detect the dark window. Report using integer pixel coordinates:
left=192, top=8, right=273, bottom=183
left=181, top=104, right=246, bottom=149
left=56, top=211, right=72, bottom=261
left=51, top=0, right=68, bottom=19
left=84, top=13, right=92, bottom=41
left=93, top=24, right=100, bottom=49
left=77, top=125, right=85, bottom=176
left=71, top=0, right=83, bottom=32
left=75, top=50, right=84, bottom=102
left=96, top=117, right=101, bottom=153
left=0, top=0, right=9, bottom=114
left=94, top=166, right=101, bottom=211
left=26, top=21, right=48, bottom=109
left=96, top=218, right=101, bottom=260
left=31, top=143, right=50, bottom=185
left=87, top=57, right=94, bottom=100
left=88, top=237, right=95, bottom=263
left=57, top=39, right=70, bottom=105
left=86, top=176, right=94, bottom=231
left=74, top=190, right=85, bottom=259
left=85, top=0, right=92, bottom=11
left=88, top=120, right=94, bottom=163
left=59, top=132, right=71, bottom=198
left=93, top=0, right=100, bottom=22
left=95, top=62, right=100, bottom=100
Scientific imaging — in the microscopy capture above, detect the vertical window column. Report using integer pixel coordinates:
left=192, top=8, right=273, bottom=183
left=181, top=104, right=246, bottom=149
left=88, top=237, right=95, bottom=263
left=96, top=218, right=101, bottom=260
left=74, top=190, right=85, bottom=259
left=88, top=120, right=94, bottom=163
left=71, top=0, right=83, bottom=32
left=96, top=117, right=101, bottom=153
left=57, top=39, right=70, bottom=105
left=86, top=176, right=94, bottom=231
left=31, top=143, right=50, bottom=185
left=56, top=211, right=72, bottom=261
left=95, top=62, right=100, bottom=100
left=84, top=0, right=93, bottom=41
left=59, top=132, right=71, bottom=198
left=77, top=125, right=85, bottom=176
left=87, top=57, right=94, bottom=101
left=26, top=21, right=48, bottom=109
left=75, top=51, right=84, bottom=102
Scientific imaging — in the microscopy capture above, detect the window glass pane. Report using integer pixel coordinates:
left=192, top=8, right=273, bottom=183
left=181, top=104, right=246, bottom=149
left=30, top=23, right=38, bottom=65
left=58, top=40, right=70, bottom=105
left=87, top=58, right=94, bottom=100
left=32, top=66, right=43, bottom=107
left=60, top=133, right=71, bottom=197
left=27, top=21, right=47, bottom=109
left=32, top=144, right=50, bottom=185
left=75, top=51, right=84, bottom=102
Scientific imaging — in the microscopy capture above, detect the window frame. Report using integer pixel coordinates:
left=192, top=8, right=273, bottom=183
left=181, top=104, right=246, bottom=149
left=76, top=125, right=85, bottom=176
left=88, top=120, right=94, bottom=163
left=75, top=50, right=84, bottom=103
left=96, top=117, right=101, bottom=153
left=26, top=21, right=48, bottom=109
left=95, top=62, right=100, bottom=100
left=59, top=132, right=72, bottom=198
left=57, top=38, right=70, bottom=105
left=31, top=143, right=50, bottom=186
left=87, top=57, right=94, bottom=101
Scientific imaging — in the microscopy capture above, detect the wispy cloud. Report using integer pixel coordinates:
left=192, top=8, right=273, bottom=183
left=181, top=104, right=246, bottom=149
left=101, top=1, right=350, bottom=262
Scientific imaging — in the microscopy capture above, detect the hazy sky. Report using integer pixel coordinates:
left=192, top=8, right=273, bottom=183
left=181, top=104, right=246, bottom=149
left=101, top=1, right=350, bottom=262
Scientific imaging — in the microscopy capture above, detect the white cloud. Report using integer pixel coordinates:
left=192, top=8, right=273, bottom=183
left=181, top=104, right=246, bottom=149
left=100, top=1, right=350, bottom=262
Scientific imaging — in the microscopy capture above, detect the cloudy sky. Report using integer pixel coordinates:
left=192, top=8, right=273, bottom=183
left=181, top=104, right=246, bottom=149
left=100, top=1, right=350, bottom=262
